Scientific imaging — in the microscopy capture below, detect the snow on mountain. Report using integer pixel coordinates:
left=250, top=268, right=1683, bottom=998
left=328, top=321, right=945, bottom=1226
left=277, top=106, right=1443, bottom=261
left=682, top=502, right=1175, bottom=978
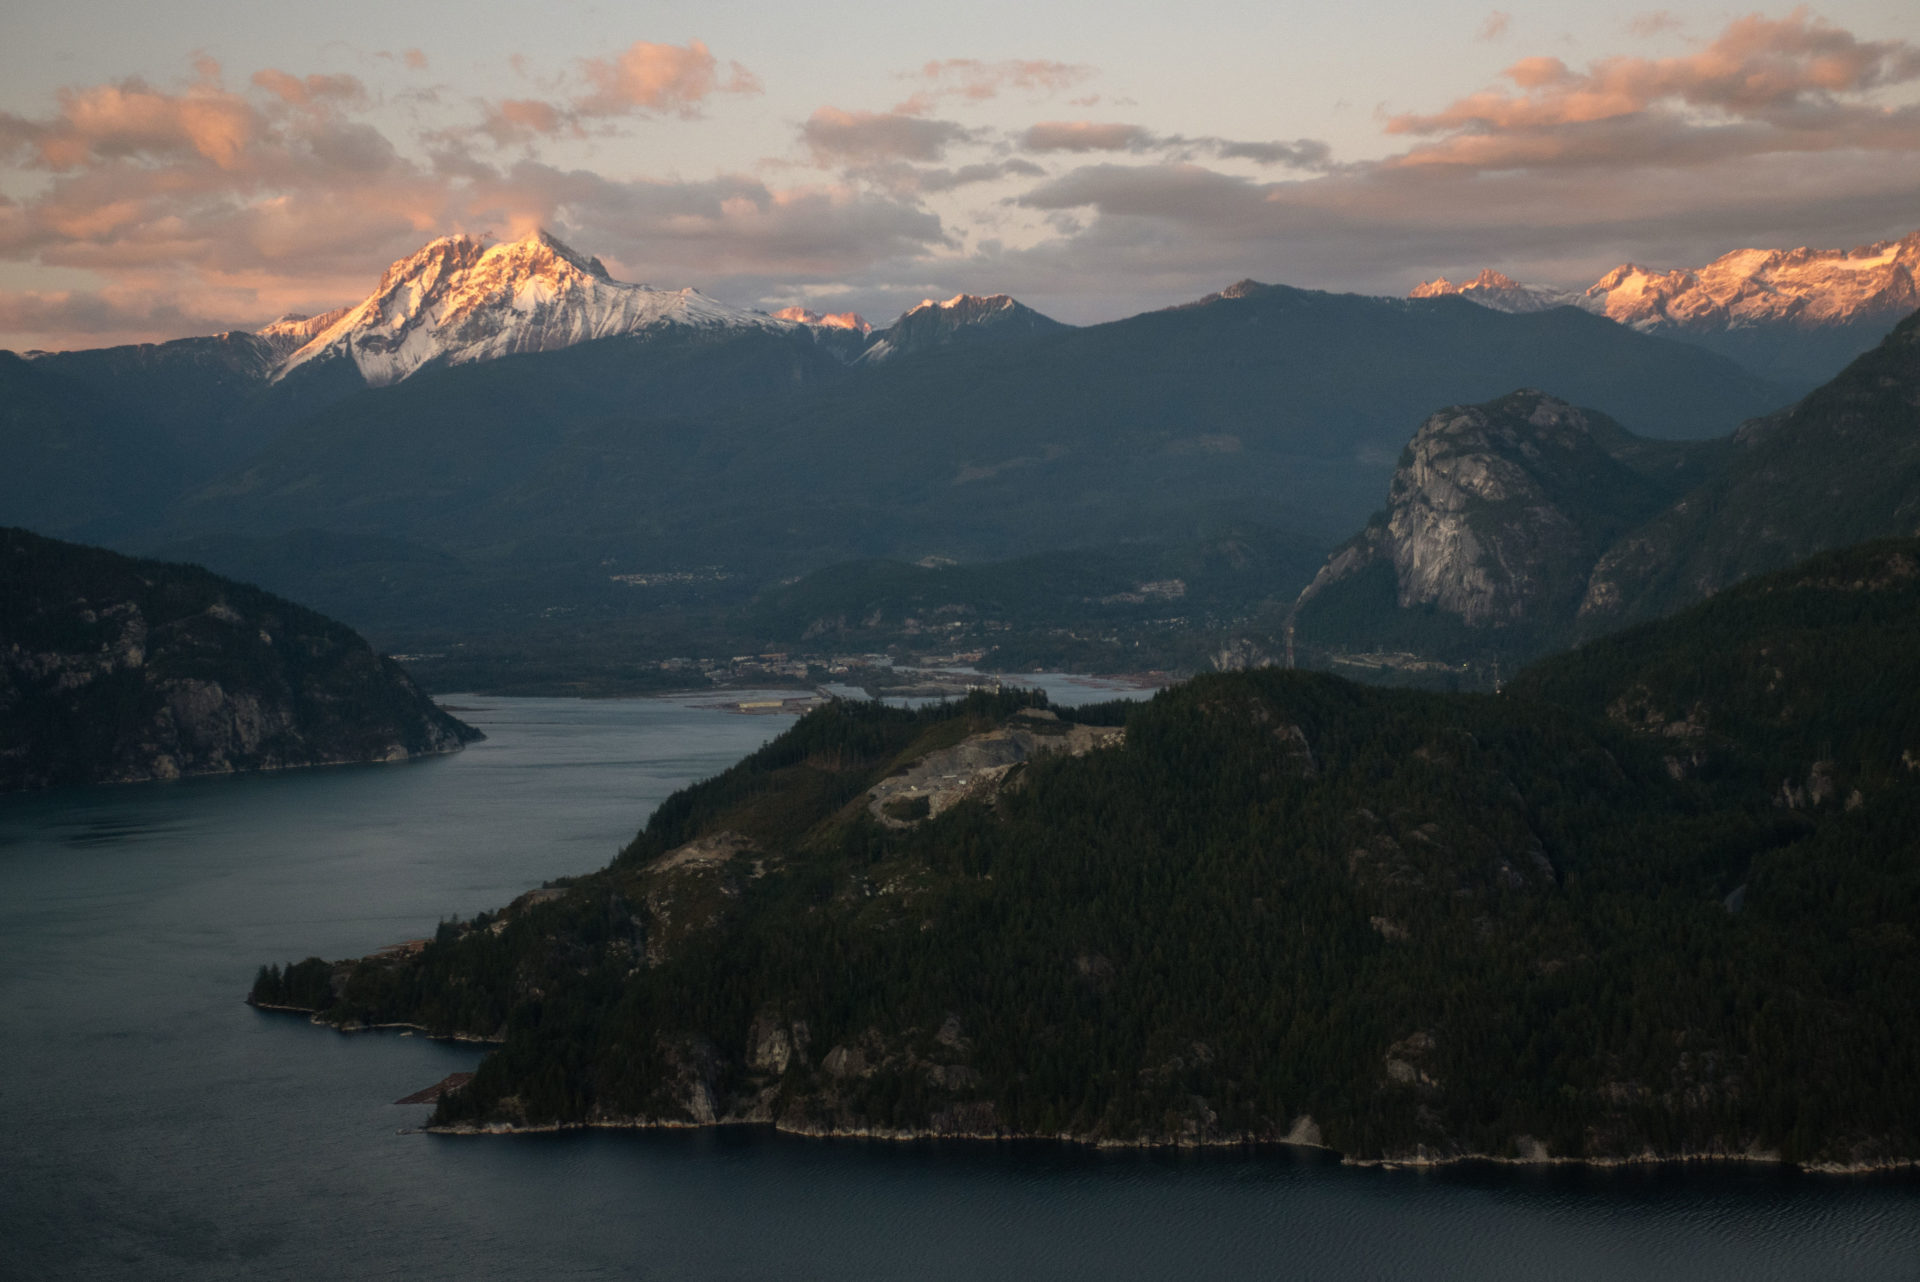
left=1410, top=230, right=1920, bottom=334
left=273, top=230, right=795, bottom=387
left=1580, top=231, right=1920, bottom=332
left=859, top=293, right=1065, bottom=364
left=257, top=308, right=352, bottom=358
left=1409, top=269, right=1576, bottom=314
left=771, top=306, right=871, bottom=334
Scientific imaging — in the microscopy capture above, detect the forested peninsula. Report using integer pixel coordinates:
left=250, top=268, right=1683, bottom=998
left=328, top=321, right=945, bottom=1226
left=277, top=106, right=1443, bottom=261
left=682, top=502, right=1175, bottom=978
left=254, top=540, right=1920, bottom=1170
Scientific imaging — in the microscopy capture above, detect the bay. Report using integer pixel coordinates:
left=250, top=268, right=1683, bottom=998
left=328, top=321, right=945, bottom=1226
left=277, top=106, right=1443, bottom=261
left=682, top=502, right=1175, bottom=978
left=1, top=691, right=1914, bottom=1280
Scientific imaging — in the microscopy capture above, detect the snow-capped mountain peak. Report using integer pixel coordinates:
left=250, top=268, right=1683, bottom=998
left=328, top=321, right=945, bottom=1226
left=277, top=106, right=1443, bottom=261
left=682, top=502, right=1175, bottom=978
left=1410, top=229, right=1920, bottom=332
left=771, top=306, right=871, bottom=334
left=858, top=292, right=1065, bottom=365
left=272, top=229, right=792, bottom=387
left=1409, top=269, right=1576, bottom=313
left=256, top=308, right=352, bottom=357
left=903, top=293, right=1017, bottom=320
left=1577, top=231, right=1920, bottom=331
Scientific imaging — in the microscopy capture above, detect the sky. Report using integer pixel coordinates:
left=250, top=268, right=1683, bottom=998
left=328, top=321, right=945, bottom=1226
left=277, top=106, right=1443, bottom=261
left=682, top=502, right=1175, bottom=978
left=2, top=0, right=1917, bottom=349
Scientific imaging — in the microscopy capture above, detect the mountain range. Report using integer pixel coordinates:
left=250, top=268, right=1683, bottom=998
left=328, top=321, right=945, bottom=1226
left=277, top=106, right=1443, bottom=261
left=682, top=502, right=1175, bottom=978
left=1412, top=229, right=1920, bottom=390
left=4, top=226, right=1906, bottom=688
left=1287, top=306, right=1920, bottom=683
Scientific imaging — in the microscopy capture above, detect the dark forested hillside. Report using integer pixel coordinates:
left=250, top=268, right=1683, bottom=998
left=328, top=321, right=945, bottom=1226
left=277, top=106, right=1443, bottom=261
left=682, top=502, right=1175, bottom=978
left=0, top=527, right=480, bottom=791
left=256, top=540, right=1920, bottom=1169
left=1286, top=308, right=1920, bottom=688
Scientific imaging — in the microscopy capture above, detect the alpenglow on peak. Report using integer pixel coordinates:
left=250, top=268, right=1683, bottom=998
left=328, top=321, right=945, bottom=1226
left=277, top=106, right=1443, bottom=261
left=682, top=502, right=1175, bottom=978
left=1410, top=229, right=1920, bottom=332
left=272, top=229, right=792, bottom=388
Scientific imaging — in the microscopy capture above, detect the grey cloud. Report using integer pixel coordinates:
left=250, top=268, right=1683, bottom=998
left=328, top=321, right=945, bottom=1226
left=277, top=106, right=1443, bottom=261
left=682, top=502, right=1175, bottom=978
left=1020, top=121, right=1332, bottom=170
left=800, top=108, right=978, bottom=165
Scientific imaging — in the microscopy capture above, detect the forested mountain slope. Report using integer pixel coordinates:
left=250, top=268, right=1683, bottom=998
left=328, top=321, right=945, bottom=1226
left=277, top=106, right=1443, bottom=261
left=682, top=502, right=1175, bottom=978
left=0, top=528, right=479, bottom=791
left=1288, top=308, right=1920, bottom=685
left=256, top=539, right=1920, bottom=1169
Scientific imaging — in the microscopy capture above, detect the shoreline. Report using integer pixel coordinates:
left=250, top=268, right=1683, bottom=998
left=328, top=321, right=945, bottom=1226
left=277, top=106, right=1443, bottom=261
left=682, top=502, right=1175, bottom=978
left=251, top=1010, right=1918, bottom=1178
left=413, top=1111, right=1919, bottom=1177
left=246, top=1000, right=504, bottom=1044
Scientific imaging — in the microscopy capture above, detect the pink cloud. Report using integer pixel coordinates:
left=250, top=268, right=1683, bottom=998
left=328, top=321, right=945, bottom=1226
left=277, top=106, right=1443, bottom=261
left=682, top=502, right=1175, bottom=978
left=1387, top=11, right=1920, bottom=169
left=250, top=70, right=367, bottom=109
left=0, top=56, right=945, bottom=350
left=577, top=39, right=760, bottom=119
left=1479, top=11, right=1512, bottom=42
left=1, top=78, right=265, bottom=171
left=470, top=39, right=762, bottom=147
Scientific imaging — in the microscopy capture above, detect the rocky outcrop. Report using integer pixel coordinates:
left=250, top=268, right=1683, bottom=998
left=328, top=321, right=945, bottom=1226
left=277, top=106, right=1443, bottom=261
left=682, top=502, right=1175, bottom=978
left=1287, top=391, right=1706, bottom=672
left=864, top=708, right=1123, bottom=826
left=1292, top=307, right=1920, bottom=681
left=0, top=527, right=479, bottom=791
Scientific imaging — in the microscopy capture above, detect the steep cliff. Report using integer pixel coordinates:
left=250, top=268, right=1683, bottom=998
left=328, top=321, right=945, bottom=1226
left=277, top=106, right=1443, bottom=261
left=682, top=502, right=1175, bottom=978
left=0, top=527, right=479, bottom=791
left=1285, top=391, right=1719, bottom=678
left=1290, top=308, right=1920, bottom=681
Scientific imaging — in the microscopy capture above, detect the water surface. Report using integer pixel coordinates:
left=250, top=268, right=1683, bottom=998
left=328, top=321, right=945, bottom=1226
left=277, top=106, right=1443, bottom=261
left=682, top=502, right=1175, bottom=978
left=2, top=692, right=1914, bottom=1280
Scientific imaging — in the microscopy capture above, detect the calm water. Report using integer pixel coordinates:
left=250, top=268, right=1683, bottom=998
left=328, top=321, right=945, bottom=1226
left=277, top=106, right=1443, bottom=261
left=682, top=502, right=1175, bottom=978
left=2, top=692, right=1916, bottom=1281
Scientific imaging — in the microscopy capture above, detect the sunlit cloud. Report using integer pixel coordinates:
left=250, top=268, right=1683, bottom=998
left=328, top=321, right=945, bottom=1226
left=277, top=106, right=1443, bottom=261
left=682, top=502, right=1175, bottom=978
left=472, top=40, right=761, bottom=145
left=4, top=11, right=1919, bottom=349
left=577, top=39, right=761, bottom=118
left=1386, top=11, right=1920, bottom=169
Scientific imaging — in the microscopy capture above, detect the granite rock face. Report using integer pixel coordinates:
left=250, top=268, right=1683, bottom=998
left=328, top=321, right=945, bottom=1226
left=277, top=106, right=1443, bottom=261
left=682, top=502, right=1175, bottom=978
left=1287, top=391, right=1709, bottom=673
left=0, top=527, right=480, bottom=791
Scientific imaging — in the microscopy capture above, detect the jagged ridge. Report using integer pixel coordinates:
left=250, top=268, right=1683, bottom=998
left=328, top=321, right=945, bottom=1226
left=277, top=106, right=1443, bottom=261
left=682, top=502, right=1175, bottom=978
left=1411, top=229, right=1920, bottom=334
left=274, top=230, right=797, bottom=388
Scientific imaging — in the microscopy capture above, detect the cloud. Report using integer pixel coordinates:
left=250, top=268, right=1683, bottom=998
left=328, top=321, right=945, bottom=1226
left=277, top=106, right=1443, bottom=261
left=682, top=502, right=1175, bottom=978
left=1022, top=121, right=1154, bottom=153
left=1021, top=120, right=1331, bottom=169
left=250, top=70, right=367, bottom=110
left=1387, top=11, right=1920, bottom=170
left=0, top=75, right=265, bottom=171
left=972, top=144, right=1919, bottom=327
left=1479, top=11, right=1512, bottom=42
left=0, top=55, right=946, bottom=350
left=7, top=14, right=1920, bottom=350
left=577, top=39, right=761, bottom=119
left=1626, top=11, right=1683, bottom=39
left=895, top=59, right=1095, bottom=114
left=473, top=39, right=761, bottom=145
left=0, top=287, right=255, bottom=346
left=800, top=108, right=977, bottom=165
left=831, top=157, right=1048, bottom=198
